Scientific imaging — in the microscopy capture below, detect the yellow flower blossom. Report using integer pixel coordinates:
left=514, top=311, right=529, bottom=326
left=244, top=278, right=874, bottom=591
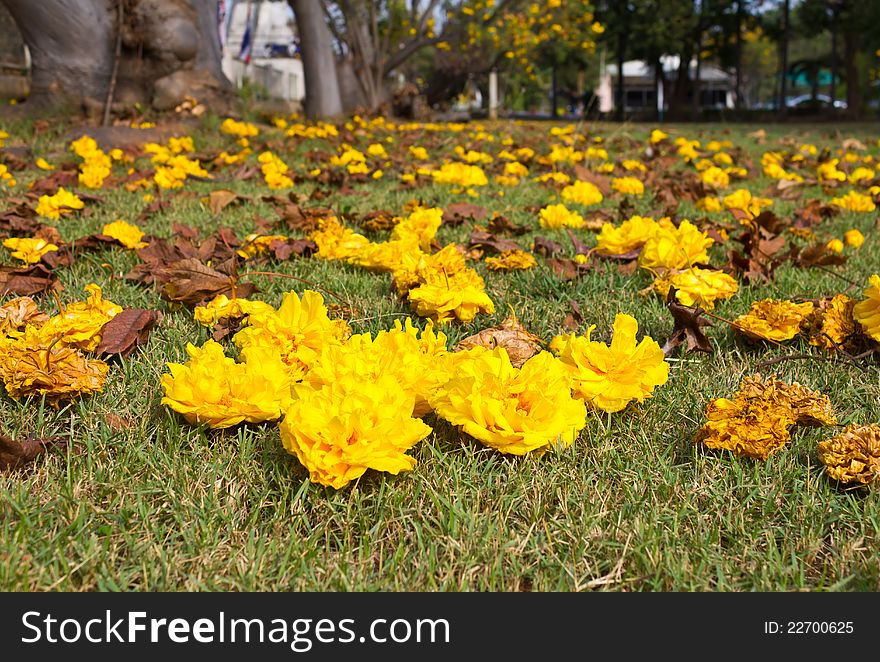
left=733, top=299, right=814, bottom=342
left=595, top=215, right=658, bottom=255
left=308, top=217, right=371, bottom=261
left=161, top=340, right=291, bottom=429
left=102, top=220, right=148, bottom=249
left=538, top=203, right=585, bottom=229
left=853, top=274, right=880, bottom=342
left=37, top=284, right=123, bottom=352
left=550, top=313, right=669, bottom=413
left=844, top=229, right=865, bottom=248
left=35, top=187, right=84, bottom=219
left=611, top=176, right=645, bottom=195
left=2, top=237, right=59, bottom=264
left=638, top=220, right=713, bottom=270
left=193, top=294, right=276, bottom=327
left=650, top=267, right=739, bottom=310
left=831, top=190, right=876, bottom=213
left=279, top=374, right=432, bottom=489
left=430, top=348, right=586, bottom=455
left=560, top=180, right=603, bottom=206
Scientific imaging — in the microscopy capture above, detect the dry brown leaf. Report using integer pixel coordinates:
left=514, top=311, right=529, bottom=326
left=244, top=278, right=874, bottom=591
left=454, top=314, right=544, bottom=368
left=0, top=264, right=62, bottom=296
left=207, top=189, right=242, bottom=215
left=0, top=433, right=66, bottom=472
left=94, top=309, right=162, bottom=358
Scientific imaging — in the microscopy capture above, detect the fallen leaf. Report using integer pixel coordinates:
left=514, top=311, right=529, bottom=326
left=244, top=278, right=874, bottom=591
left=94, top=309, right=162, bottom=358
left=454, top=314, right=544, bottom=368
left=468, top=230, right=521, bottom=254
left=443, top=202, right=487, bottom=225
left=662, top=289, right=714, bottom=356
left=487, top=213, right=529, bottom=235
left=156, top=258, right=252, bottom=306
left=546, top=257, right=588, bottom=281
left=207, top=189, right=244, bottom=215
left=562, top=300, right=583, bottom=331
left=0, top=264, right=61, bottom=296
left=268, top=238, right=317, bottom=260
left=105, top=413, right=134, bottom=431
left=532, top=236, right=563, bottom=257
left=0, top=433, right=66, bottom=472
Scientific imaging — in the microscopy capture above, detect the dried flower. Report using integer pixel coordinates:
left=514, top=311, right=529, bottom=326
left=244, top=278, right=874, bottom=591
left=808, top=294, right=856, bottom=351
left=817, top=424, right=880, bottom=486
left=485, top=250, right=537, bottom=271
left=733, top=299, right=814, bottom=342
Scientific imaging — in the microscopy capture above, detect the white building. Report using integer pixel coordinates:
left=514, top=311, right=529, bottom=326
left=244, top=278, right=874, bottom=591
left=220, top=0, right=305, bottom=104
left=596, top=55, right=734, bottom=115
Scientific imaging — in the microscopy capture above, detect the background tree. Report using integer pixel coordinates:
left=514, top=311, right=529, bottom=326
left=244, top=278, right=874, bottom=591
left=289, top=0, right=343, bottom=117
left=1, top=0, right=232, bottom=114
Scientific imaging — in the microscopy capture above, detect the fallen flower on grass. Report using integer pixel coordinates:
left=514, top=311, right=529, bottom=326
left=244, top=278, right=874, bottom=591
left=695, top=374, right=836, bottom=460
left=817, top=424, right=880, bottom=486
left=0, top=327, right=109, bottom=406
left=550, top=313, right=669, bottom=413
left=280, top=374, right=432, bottom=489
left=430, top=348, right=586, bottom=455
left=733, top=299, right=814, bottom=342
left=161, top=340, right=291, bottom=428
left=2, top=237, right=59, bottom=264
left=853, top=274, right=880, bottom=343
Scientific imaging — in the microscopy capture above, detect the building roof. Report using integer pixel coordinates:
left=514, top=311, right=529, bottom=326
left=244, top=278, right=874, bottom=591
left=605, top=55, right=732, bottom=83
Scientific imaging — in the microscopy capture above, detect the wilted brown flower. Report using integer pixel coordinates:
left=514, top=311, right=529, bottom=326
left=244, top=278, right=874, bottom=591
left=0, top=327, right=108, bottom=405
left=807, top=294, right=856, bottom=351
left=0, top=297, right=49, bottom=334
left=737, top=374, right=837, bottom=427
left=817, top=424, right=880, bottom=486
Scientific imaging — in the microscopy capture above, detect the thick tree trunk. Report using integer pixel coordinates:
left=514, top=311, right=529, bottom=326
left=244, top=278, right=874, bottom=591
left=778, top=0, right=789, bottom=117
left=1, top=0, right=232, bottom=113
left=289, top=0, right=343, bottom=118
left=843, top=28, right=861, bottom=119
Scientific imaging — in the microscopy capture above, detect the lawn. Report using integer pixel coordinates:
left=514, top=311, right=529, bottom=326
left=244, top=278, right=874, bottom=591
left=0, top=111, right=878, bottom=591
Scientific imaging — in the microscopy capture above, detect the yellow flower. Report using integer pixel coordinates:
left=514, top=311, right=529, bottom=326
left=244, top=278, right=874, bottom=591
left=407, top=268, right=495, bottom=325
left=280, top=374, right=432, bottom=489
left=817, top=160, right=846, bottom=183
left=35, top=158, right=55, bottom=171
left=538, top=203, right=585, bottom=229
left=485, top=250, right=537, bottom=271
left=638, top=220, right=713, bottom=270
left=595, top=215, right=658, bottom=255
left=236, top=233, right=289, bottom=259
left=430, top=348, right=586, bottom=455
left=844, top=229, right=865, bottom=248
left=733, top=299, right=814, bottom=342
left=102, top=220, right=148, bottom=249
left=560, top=180, right=603, bottom=206
left=826, top=238, right=844, bottom=254
left=193, top=294, right=276, bottom=327
left=649, top=129, right=668, bottom=144
left=304, top=319, right=448, bottom=418
left=35, top=187, right=84, bottom=219
left=650, top=267, right=739, bottom=310
left=233, top=289, right=351, bottom=380
left=308, top=217, right=371, bottom=261
left=696, top=196, right=723, bottom=212
left=37, top=284, right=123, bottom=352
left=2, top=237, right=59, bottom=264
left=409, top=146, right=429, bottom=160
left=818, top=424, right=880, bottom=486
left=551, top=313, right=669, bottom=413
left=390, top=206, right=443, bottom=251
left=808, top=294, right=856, bottom=350
left=700, top=166, right=729, bottom=188
left=831, top=190, right=876, bottom=213
left=161, top=340, right=291, bottom=429
left=695, top=374, right=834, bottom=460
left=722, top=189, right=772, bottom=219
left=611, top=176, right=645, bottom=195
left=853, top=274, right=880, bottom=342
left=431, top=162, right=488, bottom=187
left=0, top=326, right=109, bottom=406
left=221, top=118, right=259, bottom=138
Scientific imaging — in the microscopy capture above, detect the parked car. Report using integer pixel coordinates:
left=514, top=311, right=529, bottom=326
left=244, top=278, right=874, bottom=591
left=786, top=94, right=847, bottom=109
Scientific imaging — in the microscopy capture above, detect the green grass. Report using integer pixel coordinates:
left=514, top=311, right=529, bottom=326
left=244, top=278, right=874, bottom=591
left=0, top=115, right=878, bottom=591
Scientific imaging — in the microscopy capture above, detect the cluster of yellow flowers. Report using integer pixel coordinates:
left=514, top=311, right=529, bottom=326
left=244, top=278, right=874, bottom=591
left=70, top=135, right=114, bottom=189
left=258, top=150, right=293, bottom=189
left=162, top=289, right=670, bottom=488
left=0, top=162, right=16, bottom=187
left=145, top=136, right=209, bottom=189
left=220, top=118, right=259, bottom=139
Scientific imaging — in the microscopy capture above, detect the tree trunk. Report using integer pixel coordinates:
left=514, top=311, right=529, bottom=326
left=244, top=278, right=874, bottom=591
left=843, top=28, right=861, bottom=119
left=614, top=30, right=626, bottom=121
left=734, top=0, right=742, bottom=110
left=778, top=0, right=789, bottom=117
left=1, top=0, right=232, bottom=114
left=289, top=0, right=343, bottom=118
